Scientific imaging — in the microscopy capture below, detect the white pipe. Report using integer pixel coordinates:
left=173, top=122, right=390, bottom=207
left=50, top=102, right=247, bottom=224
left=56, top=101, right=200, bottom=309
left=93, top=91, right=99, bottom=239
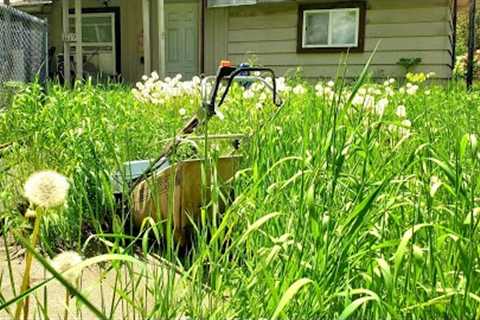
left=142, top=0, right=151, bottom=75
left=62, top=0, right=71, bottom=86
left=158, top=0, right=165, bottom=78
left=75, top=0, right=82, bottom=81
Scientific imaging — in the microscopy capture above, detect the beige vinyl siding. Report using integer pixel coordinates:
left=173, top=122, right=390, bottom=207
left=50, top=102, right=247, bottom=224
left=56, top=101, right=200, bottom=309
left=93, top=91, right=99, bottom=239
left=206, top=0, right=453, bottom=79
left=47, top=0, right=143, bottom=83
left=205, top=7, right=229, bottom=74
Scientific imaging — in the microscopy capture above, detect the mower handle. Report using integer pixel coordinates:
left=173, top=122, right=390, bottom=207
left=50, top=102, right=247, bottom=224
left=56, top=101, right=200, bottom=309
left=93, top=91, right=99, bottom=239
left=202, top=65, right=283, bottom=118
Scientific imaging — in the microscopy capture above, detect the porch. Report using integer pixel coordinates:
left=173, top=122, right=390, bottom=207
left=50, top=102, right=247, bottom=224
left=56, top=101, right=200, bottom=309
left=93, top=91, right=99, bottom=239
left=8, top=0, right=213, bottom=84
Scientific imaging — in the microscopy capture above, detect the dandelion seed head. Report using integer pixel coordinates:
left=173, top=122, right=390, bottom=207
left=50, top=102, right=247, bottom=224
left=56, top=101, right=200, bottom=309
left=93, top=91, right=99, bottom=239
left=395, top=105, right=407, bottom=118
left=51, top=251, right=83, bottom=282
left=293, top=84, right=306, bottom=95
left=375, top=98, right=389, bottom=116
left=24, top=171, right=69, bottom=209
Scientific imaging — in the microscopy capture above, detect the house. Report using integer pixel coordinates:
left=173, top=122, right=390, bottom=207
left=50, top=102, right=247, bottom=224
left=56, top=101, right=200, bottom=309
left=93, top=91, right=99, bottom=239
left=4, top=0, right=457, bottom=82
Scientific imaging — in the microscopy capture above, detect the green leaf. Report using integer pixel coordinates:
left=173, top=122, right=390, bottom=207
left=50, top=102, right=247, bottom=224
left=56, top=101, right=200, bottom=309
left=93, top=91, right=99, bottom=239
left=393, top=224, right=432, bottom=280
left=339, top=296, right=378, bottom=320
left=239, top=212, right=282, bottom=244
left=271, top=278, right=313, bottom=320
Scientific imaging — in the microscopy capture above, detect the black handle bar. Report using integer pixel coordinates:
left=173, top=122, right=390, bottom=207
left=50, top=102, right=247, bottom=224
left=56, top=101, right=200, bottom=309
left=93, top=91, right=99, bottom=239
left=205, top=66, right=282, bottom=118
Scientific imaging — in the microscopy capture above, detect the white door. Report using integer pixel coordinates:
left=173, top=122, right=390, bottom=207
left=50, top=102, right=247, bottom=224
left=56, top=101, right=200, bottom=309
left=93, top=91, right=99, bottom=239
left=165, top=3, right=199, bottom=79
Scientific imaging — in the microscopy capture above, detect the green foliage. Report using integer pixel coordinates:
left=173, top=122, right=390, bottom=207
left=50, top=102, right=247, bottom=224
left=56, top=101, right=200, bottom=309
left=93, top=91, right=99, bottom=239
left=397, top=58, right=422, bottom=73
left=1, top=76, right=480, bottom=319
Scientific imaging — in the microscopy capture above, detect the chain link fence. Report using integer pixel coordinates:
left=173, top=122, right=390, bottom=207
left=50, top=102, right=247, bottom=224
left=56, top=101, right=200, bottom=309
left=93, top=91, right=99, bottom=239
left=0, top=4, right=48, bottom=109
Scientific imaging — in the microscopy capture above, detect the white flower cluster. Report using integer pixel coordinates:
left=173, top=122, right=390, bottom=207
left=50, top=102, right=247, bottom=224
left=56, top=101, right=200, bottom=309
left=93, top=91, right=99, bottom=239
left=132, top=72, right=201, bottom=105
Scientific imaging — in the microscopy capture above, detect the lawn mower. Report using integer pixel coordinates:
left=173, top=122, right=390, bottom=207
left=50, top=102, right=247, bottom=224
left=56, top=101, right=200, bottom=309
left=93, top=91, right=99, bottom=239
left=112, top=61, right=282, bottom=245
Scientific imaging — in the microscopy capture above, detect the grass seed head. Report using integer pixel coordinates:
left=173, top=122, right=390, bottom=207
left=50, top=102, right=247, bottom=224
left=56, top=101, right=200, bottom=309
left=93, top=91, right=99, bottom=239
left=24, top=170, right=69, bottom=209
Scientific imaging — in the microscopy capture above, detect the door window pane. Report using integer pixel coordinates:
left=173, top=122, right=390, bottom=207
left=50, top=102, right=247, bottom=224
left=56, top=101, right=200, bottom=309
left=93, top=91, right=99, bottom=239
left=69, top=15, right=113, bottom=43
left=331, top=10, right=357, bottom=45
left=304, top=11, right=329, bottom=46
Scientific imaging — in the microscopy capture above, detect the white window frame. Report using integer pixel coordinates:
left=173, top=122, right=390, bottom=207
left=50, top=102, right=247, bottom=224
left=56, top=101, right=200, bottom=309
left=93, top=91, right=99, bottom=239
left=68, top=12, right=117, bottom=75
left=301, top=8, right=360, bottom=49
left=207, top=0, right=256, bottom=8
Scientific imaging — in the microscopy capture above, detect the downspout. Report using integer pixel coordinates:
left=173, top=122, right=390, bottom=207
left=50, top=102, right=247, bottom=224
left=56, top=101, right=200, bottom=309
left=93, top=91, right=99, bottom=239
left=142, top=0, right=151, bottom=75
left=200, top=0, right=206, bottom=75
left=466, top=0, right=477, bottom=89
left=452, top=0, right=458, bottom=72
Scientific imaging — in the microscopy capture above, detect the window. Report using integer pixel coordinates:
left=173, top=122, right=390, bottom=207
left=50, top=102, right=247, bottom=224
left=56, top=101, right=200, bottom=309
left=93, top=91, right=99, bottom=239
left=207, top=0, right=256, bottom=8
left=297, top=2, right=366, bottom=53
left=68, top=12, right=117, bottom=75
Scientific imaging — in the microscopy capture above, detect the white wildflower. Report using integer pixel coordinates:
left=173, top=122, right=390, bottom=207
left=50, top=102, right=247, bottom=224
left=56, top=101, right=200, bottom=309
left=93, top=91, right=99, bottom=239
left=406, top=84, right=419, bottom=95
left=179, top=108, right=186, bottom=116
left=24, top=171, right=69, bottom=209
left=399, top=119, right=412, bottom=137
left=315, top=83, right=325, bottom=97
left=293, top=84, right=306, bottom=95
left=352, top=94, right=364, bottom=106
left=385, top=87, right=395, bottom=97
left=51, top=251, right=83, bottom=282
left=395, top=105, right=407, bottom=118
left=401, top=119, right=412, bottom=128
left=151, top=71, right=159, bottom=80
left=363, top=95, right=375, bottom=112
left=327, top=80, right=335, bottom=88
left=430, top=176, right=442, bottom=197
left=375, top=98, right=389, bottom=116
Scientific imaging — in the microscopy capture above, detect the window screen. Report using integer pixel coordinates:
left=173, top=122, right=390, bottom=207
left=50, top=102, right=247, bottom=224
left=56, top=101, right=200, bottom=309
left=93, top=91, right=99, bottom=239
left=303, top=8, right=359, bottom=48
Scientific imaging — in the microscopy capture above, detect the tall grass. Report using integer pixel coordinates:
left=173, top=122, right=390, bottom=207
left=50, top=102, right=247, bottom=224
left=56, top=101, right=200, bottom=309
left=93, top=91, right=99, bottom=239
left=0, top=75, right=479, bottom=319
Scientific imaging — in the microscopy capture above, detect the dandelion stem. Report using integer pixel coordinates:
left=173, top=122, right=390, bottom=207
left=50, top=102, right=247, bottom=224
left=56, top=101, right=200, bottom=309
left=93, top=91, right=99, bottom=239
left=64, top=289, right=70, bottom=320
left=14, top=209, right=43, bottom=320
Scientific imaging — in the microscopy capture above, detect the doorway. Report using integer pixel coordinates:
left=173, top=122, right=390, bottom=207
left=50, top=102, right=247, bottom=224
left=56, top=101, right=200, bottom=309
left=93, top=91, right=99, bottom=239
left=164, top=2, right=199, bottom=79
